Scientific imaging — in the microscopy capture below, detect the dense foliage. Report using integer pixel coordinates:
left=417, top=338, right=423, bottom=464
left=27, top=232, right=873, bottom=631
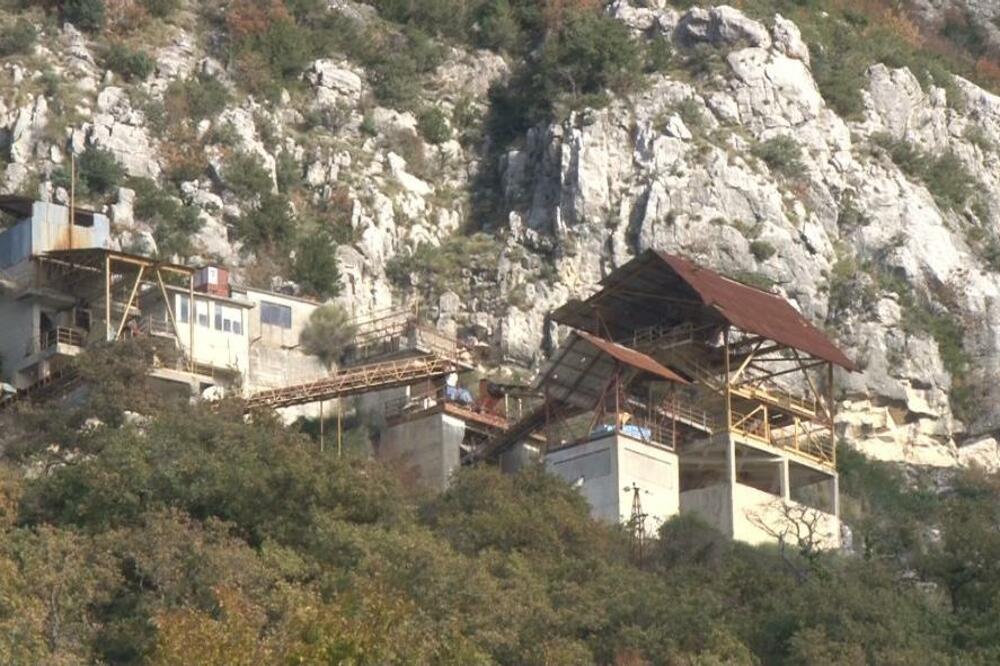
left=1, top=345, right=1000, bottom=664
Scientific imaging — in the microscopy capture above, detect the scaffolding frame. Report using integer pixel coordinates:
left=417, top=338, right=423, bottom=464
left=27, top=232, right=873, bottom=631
left=36, top=249, right=197, bottom=371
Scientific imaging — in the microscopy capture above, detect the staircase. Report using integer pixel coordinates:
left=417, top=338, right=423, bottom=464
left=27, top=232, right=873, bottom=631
left=0, top=367, right=82, bottom=411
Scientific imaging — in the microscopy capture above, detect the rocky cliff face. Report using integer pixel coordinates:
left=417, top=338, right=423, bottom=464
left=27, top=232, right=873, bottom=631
left=3, top=2, right=1000, bottom=470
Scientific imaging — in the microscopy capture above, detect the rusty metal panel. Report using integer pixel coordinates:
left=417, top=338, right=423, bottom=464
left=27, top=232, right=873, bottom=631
left=552, top=250, right=855, bottom=371
left=654, top=252, right=855, bottom=371
left=575, top=331, right=687, bottom=384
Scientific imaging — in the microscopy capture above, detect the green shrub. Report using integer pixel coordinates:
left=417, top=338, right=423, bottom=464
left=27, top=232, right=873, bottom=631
left=727, top=269, right=776, bottom=291
left=417, top=106, right=451, bottom=144
left=275, top=151, right=301, bottom=194
left=751, top=136, right=804, bottom=177
left=164, top=74, right=231, bottom=122
left=672, top=97, right=704, bottom=132
left=538, top=10, right=641, bottom=102
left=0, top=19, right=37, bottom=57
left=299, top=303, right=356, bottom=368
left=750, top=239, right=776, bottom=262
left=236, top=193, right=295, bottom=250
left=385, top=233, right=501, bottom=300
left=964, top=124, right=994, bottom=152
left=76, top=147, right=124, bottom=195
left=141, top=0, right=181, bottom=18
left=222, top=152, right=273, bottom=199
left=645, top=34, right=673, bottom=73
left=105, top=43, right=155, bottom=81
left=129, top=177, right=203, bottom=257
left=292, top=230, right=341, bottom=298
left=872, top=133, right=976, bottom=210
left=61, top=0, right=106, bottom=31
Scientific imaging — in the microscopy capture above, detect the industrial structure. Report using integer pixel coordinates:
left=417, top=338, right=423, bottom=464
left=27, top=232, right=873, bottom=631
left=0, top=197, right=853, bottom=548
left=0, top=197, right=326, bottom=405
left=475, top=250, right=853, bottom=548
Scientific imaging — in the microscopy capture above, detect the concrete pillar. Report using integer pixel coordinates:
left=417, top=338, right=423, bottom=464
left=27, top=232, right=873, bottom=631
left=726, top=434, right=737, bottom=536
left=780, top=457, right=790, bottom=501
left=833, top=473, right=840, bottom=520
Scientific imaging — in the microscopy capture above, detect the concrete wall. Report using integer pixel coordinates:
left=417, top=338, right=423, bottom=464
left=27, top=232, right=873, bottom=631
left=0, top=298, right=36, bottom=386
left=242, top=288, right=319, bottom=350
left=144, top=293, right=251, bottom=380
left=378, top=412, right=465, bottom=491
left=732, top=484, right=840, bottom=549
left=680, top=482, right=840, bottom=548
left=547, top=434, right=680, bottom=532
left=680, top=484, right=733, bottom=537
left=0, top=202, right=110, bottom=268
left=548, top=438, right=620, bottom=521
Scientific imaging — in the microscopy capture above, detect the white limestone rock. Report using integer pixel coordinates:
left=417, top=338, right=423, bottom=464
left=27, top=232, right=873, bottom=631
left=307, top=59, right=364, bottom=107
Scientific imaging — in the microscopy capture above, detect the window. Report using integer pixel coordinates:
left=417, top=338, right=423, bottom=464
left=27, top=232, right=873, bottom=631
left=212, top=303, right=245, bottom=336
left=74, top=308, right=91, bottom=330
left=177, top=295, right=190, bottom=324
left=196, top=300, right=209, bottom=327
left=261, top=301, right=292, bottom=329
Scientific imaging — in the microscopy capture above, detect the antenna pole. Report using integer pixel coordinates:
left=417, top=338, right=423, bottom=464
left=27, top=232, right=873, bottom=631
left=69, top=152, right=76, bottom=248
left=319, top=400, right=325, bottom=453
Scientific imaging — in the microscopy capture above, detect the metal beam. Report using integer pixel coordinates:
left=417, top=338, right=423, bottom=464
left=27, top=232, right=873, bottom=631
left=114, top=265, right=144, bottom=340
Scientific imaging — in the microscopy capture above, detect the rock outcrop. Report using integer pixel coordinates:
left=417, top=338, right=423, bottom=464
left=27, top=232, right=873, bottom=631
left=1, top=3, right=999, bottom=471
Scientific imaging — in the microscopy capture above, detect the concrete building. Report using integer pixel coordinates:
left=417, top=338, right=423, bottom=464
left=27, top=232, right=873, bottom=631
left=0, top=198, right=327, bottom=402
left=479, top=250, right=855, bottom=549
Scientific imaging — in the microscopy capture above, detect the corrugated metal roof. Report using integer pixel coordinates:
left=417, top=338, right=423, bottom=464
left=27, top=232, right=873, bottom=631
left=654, top=253, right=855, bottom=371
left=551, top=250, right=855, bottom=371
left=575, top=331, right=687, bottom=383
left=538, top=330, right=687, bottom=411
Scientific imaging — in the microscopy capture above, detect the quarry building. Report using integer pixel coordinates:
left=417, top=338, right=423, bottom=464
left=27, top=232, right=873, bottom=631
left=0, top=197, right=853, bottom=548
left=0, top=197, right=326, bottom=405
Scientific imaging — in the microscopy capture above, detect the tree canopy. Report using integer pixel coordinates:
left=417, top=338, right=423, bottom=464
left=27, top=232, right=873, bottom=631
left=2, top=345, right=1000, bottom=663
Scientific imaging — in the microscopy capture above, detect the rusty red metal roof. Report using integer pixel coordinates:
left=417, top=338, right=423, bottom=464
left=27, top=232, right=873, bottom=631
left=575, top=330, right=688, bottom=384
left=551, top=250, right=855, bottom=371
left=653, top=252, right=855, bottom=371
left=537, top=330, right=687, bottom=412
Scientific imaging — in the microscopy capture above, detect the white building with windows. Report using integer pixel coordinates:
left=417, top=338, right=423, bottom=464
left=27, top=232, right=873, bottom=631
left=0, top=195, right=328, bottom=401
left=241, top=287, right=328, bottom=393
left=142, top=268, right=328, bottom=394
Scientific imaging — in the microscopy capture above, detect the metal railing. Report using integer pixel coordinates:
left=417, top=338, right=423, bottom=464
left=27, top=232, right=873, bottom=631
left=138, top=316, right=177, bottom=338
left=383, top=383, right=504, bottom=422
left=346, top=319, right=458, bottom=365
left=38, top=327, right=85, bottom=351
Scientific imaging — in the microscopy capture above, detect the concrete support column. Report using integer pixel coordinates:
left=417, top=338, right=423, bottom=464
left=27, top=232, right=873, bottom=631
left=780, top=458, right=790, bottom=501
left=833, top=473, right=840, bottom=520
left=726, top=435, right=737, bottom=536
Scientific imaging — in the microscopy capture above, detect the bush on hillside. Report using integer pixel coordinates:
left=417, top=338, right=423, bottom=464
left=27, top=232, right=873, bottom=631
left=163, top=74, right=231, bottom=123
left=417, top=106, right=451, bottom=145
left=141, top=0, right=181, bottom=18
left=222, top=152, right=273, bottom=199
left=128, top=177, right=204, bottom=257
left=291, top=230, right=341, bottom=299
left=105, top=43, right=156, bottom=81
left=235, top=193, right=294, bottom=251
left=55, top=147, right=124, bottom=198
left=751, top=136, right=805, bottom=178
left=0, top=19, right=37, bottom=57
left=872, top=133, right=977, bottom=210
left=61, top=0, right=106, bottom=31
left=299, top=303, right=356, bottom=368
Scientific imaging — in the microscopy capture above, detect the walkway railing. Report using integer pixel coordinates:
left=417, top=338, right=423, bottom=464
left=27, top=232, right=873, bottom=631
left=38, top=327, right=86, bottom=352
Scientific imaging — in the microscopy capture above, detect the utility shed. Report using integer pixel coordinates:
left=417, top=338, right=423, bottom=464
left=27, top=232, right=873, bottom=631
left=0, top=197, right=110, bottom=268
